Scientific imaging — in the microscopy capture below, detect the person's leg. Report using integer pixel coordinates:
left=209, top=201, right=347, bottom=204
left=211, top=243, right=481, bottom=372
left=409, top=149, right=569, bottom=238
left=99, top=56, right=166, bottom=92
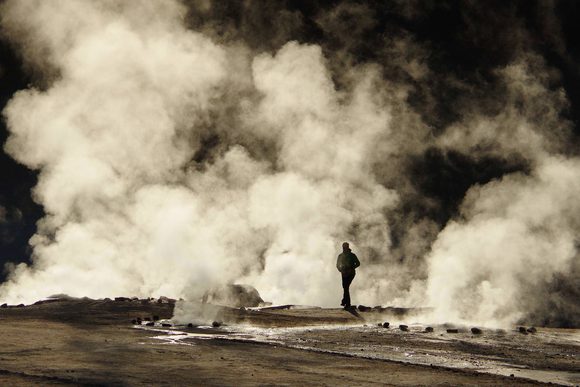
left=342, top=272, right=355, bottom=307
left=341, top=275, right=348, bottom=306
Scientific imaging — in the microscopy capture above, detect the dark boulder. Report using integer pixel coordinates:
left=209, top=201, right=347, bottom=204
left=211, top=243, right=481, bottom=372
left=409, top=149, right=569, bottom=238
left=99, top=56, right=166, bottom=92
left=527, top=327, right=537, bottom=333
left=202, top=284, right=264, bottom=308
left=425, top=326, right=434, bottom=333
left=161, top=323, right=172, bottom=327
left=131, top=319, right=137, bottom=325
left=357, top=305, right=371, bottom=312
left=518, top=327, right=528, bottom=334
left=114, top=297, right=130, bottom=302
left=471, top=327, right=482, bottom=334
left=399, top=324, right=408, bottom=331
left=0, top=303, right=7, bottom=308
left=212, top=321, right=222, bottom=328
left=187, top=323, right=194, bottom=328
left=145, top=322, right=154, bottom=326
left=382, top=322, right=390, bottom=328
left=446, top=328, right=459, bottom=333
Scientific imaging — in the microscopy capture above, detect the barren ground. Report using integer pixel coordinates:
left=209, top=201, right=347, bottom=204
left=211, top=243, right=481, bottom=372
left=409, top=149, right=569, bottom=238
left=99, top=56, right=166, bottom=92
left=0, top=299, right=578, bottom=386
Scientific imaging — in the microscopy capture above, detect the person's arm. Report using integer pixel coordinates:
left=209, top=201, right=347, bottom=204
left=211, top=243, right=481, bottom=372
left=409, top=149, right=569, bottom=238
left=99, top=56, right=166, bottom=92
left=352, top=253, right=360, bottom=269
left=336, top=255, right=343, bottom=272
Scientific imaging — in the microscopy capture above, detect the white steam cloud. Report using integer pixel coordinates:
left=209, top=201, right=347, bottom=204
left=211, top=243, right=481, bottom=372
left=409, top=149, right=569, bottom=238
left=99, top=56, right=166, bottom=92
left=0, top=0, right=578, bottom=327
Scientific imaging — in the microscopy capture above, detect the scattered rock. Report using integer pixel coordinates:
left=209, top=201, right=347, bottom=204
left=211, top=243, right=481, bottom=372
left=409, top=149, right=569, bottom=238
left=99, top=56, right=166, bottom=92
left=187, top=323, right=194, bottom=328
left=212, top=321, right=222, bottom=328
left=202, top=284, right=264, bottom=308
left=446, top=328, right=459, bottom=334
left=399, top=324, right=408, bottom=331
left=357, top=305, right=371, bottom=312
left=145, top=322, right=154, bottom=326
left=425, top=326, right=434, bottom=333
left=0, top=303, right=7, bottom=308
left=471, top=327, right=482, bottom=334
left=518, top=327, right=528, bottom=334
left=527, top=327, right=537, bottom=334
left=153, top=315, right=160, bottom=321
left=382, top=322, right=390, bottom=328
left=161, top=323, right=172, bottom=327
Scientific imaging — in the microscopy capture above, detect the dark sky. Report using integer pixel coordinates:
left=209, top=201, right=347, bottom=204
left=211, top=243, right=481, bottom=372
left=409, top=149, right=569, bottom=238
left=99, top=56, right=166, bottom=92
left=1, top=0, right=580, bottom=283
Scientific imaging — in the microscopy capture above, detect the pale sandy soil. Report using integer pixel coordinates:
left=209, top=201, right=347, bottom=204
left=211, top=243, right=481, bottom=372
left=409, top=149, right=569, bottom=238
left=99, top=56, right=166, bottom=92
left=0, top=299, right=577, bottom=386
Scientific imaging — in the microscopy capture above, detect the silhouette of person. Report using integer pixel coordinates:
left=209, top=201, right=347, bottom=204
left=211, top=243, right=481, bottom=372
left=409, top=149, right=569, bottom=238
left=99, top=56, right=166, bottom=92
left=336, top=242, right=360, bottom=308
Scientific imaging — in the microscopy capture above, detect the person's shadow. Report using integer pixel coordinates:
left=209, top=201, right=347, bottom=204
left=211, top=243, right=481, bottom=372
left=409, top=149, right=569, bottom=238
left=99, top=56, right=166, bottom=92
left=343, top=306, right=361, bottom=318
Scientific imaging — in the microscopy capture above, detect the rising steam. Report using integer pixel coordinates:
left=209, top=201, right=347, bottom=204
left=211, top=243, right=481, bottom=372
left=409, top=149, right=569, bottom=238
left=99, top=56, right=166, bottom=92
left=0, top=0, right=578, bottom=327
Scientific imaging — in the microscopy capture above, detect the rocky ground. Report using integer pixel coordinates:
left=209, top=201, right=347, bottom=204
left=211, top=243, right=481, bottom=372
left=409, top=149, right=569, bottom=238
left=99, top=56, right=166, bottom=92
left=0, top=298, right=578, bottom=386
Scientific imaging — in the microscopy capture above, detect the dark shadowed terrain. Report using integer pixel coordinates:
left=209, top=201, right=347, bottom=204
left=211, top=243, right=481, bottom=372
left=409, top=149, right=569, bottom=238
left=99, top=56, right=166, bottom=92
left=0, top=298, right=577, bottom=386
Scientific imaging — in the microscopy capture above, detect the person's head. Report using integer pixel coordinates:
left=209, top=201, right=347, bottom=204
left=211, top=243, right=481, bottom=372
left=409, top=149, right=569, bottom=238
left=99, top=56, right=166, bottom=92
left=342, top=242, right=350, bottom=252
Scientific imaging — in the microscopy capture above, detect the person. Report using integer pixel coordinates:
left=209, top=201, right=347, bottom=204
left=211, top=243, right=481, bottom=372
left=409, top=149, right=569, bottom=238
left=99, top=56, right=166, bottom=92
left=336, top=242, right=360, bottom=308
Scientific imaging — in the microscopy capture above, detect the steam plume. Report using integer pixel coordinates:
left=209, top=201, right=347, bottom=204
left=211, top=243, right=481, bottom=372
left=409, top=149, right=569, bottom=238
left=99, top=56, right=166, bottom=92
left=0, top=0, right=578, bottom=327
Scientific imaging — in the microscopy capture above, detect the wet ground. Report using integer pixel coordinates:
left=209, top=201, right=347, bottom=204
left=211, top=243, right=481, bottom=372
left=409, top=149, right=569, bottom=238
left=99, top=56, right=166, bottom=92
left=0, top=298, right=577, bottom=386
left=150, top=306, right=580, bottom=386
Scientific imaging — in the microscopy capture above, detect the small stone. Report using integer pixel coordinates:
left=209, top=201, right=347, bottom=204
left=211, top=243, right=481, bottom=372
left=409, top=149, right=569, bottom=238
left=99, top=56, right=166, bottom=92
left=145, top=322, right=154, bottom=326
left=399, top=324, right=408, bottom=331
left=471, top=327, right=482, bottom=334
left=425, top=326, right=434, bottom=333
left=446, top=328, right=459, bottom=333
left=527, top=327, right=537, bottom=333
left=382, top=322, right=390, bottom=328
left=518, top=326, right=527, bottom=334
left=187, top=323, right=194, bottom=328
left=212, top=321, right=222, bottom=328
left=162, top=323, right=172, bottom=327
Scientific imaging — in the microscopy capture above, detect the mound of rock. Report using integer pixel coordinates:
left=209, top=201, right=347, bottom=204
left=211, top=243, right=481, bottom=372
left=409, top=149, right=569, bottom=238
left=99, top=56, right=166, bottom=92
left=202, top=284, right=264, bottom=308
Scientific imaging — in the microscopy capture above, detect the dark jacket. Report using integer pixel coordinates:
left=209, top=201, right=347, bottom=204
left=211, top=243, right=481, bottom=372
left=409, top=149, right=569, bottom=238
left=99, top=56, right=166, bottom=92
left=336, top=250, right=360, bottom=275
